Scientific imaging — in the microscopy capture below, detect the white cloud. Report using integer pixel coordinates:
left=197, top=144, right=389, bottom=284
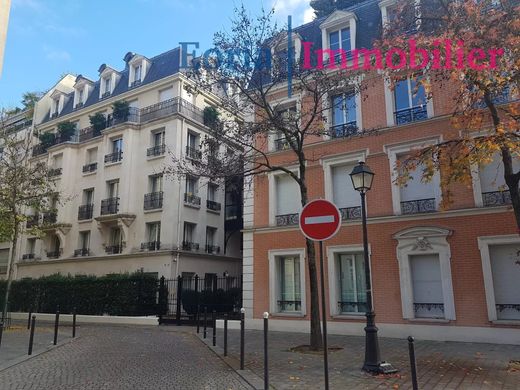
left=303, top=7, right=315, bottom=23
left=43, top=45, right=71, bottom=62
left=271, top=0, right=315, bottom=25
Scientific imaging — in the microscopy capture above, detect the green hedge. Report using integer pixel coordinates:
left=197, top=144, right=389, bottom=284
left=0, top=273, right=162, bottom=316
left=181, top=287, right=242, bottom=315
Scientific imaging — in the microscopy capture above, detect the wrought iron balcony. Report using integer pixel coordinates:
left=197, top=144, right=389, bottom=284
left=105, top=245, right=122, bottom=254
left=277, top=300, right=301, bottom=312
left=482, top=190, right=511, bottom=207
left=104, top=151, right=123, bottom=164
left=42, top=212, right=57, bottom=225
left=339, top=206, right=361, bottom=221
left=141, top=241, right=161, bottom=251
left=46, top=249, right=62, bottom=259
left=106, top=107, right=140, bottom=127
left=186, top=146, right=202, bottom=160
left=100, top=197, right=119, bottom=215
left=78, top=204, right=94, bottom=220
left=144, top=192, right=163, bottom=210
left=205, top=244, right=220, bottom=254
left=22, top=253, right=35, bottom=260
left=184, top=193, right=201, bottom=207
left=275, top=213, right=299, bottom=226
left=74, top=248, right=90, bottom=257
left=32, top=144, right=48, bottom=157
left=330, top=121, right=358, bottom=138
left=274, top=138, right=291, bottom=151
left=496, top=303, right=520, bottom=312
left=206, top=200, right=221, bottom=212
left=130, top=79, right=142, bottom=88
left=82, top=162, right=98, bottom=173
left=48, top=168, right=62, bottom=177
left=140, top=97, right=204, bottom=124
left=147, top=144, right=166, bottom=157
left=26, top=215, right=39, bottom=228
left=394, top=105, right=428, bottom=125
left=413, top=302, right=445, bottom=318
left=338, top=301, right=367, bottom=313
left=0, top=266, right=7, bottom=274
left=401, top=198, right=436, bottom=215
left=101, top=91, right=111, bottom=99
left=79, top=126, right=102, bottom=142
left=182, top=241, right=199, bottom=251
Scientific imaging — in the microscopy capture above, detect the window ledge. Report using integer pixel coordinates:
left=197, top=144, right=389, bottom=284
left=184, top=203, right=201, bottom=210
left=82, top=171, right=97, bottom=177
left=78, top=219, right=93, bottom=224
left=491, top=320, right=520, bottom=326
left=147, top=154, right=165, bottom=161
left=144, top=209, right=163, bottom=214
left=270, top=312, right=305, bottom=318
left=332, top=314, right=365, bottom=320
left=407, top=318, right=451, bottom=324
left=105, top=161, right=122, bottom=167
left=207, top=209, right=221, bottom=215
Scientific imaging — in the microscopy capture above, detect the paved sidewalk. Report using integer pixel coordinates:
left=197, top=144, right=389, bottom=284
left=211, top=328, right=520, bottom=389
left=0, top=321, right=73, bottom=369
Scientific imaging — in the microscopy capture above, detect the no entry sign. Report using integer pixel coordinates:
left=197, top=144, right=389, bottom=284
left=299, top=199, right=341, bottom=241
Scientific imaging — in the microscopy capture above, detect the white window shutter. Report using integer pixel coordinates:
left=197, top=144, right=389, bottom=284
left=332, top=164, right=360, bottom=208
left=276, top=175, right=300, bottom=215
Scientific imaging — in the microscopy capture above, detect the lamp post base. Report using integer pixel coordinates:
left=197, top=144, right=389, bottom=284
left=363, top=361, right=398, bottom=375
left=362, top=312, right=398, bottom=375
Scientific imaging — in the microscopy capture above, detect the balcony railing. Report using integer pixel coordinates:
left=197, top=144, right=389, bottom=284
left=274, top=138, right=291, bottom=151
left=74, top=248, right=90, bottom=257
left=147, top=144, right=166, bottom=157
left=48, top=168, right=62, bottom=177
left=413, top=302, right=445, bottom=319
left=496, top=303, right=520, bottom=312
left=205, top=244, right=220, bottom=254
left=338, top=301, right=367, bottom=313
left=22, top=253, right=35, bottom=260
left=184, top=193, right=201, bottom=207
left=330, top=121, right=358, bottom=138
left=130, top=79, right=142, bottom=88
left=140, top=97, right=204, bottom=124
left=141, top=241, right=161, bottom=251
left=186, top=146, right=202, bottom=160
left=276, top=213, right=299, bottom=226
left=401, top=198, right=436, bottom=215
left=26, top=215, right=39, bottom=228
left=339, top=206, right=362, bottom=221
left=46, top=249, right=62, bottom=259
left=395, top=105, right=428, bottom=125
left=78, top=204, right=94, bottom=220
left=182, top=241, right=200, bottom=251
left=144, top=192, right=163, bottom=210
left=105, top=245, right=122, bottom=254
left=74, top=102, right=84, bottom=110
left=32, top=144, right=48, bottom=157
left=106, top=107, right=140, bottom=127
left=100, top=197, right=119, bottom=215
left=206, top=200, right=221, bottom=212
left=277, top=300, right=301, bottom=312
left=79, top=126, right=102, bottom=142
left=101, top=91, right=111, bottom=99
left=482, top=190, right=511, bottom=207
left=104, top=151, right=123, bottom=164
left=42, top=212, right=57, bottom=225
left=82, top=162, right=98, bottom=173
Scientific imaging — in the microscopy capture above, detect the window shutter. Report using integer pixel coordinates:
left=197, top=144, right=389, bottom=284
left=276, top=175, right=300, bottom=215
left=399, top=158, right=434, bottom=201
left=332, top=164, right=360, bottom=208
left=159, top=88, right=174, bottom=102
left=489, top=244, right=520, bottom=320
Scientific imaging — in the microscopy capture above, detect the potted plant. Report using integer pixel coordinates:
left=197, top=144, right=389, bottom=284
left=112, top=100, right=130, bottom=122
left=38, top=132, right=56, bottom=148
left=89, top=112, right=107, bottom=133
left=203, top=106, right=220, bottom=129
left=56, top=121, right=77, bottom=142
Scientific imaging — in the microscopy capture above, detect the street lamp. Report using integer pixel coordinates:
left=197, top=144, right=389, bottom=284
left=350, top=161, right=397, bottom=374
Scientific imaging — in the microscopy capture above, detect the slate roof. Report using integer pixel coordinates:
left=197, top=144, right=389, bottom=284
left=42, top=47, right=181, bottom=124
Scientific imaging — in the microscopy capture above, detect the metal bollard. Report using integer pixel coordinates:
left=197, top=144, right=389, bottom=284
left=263, top=312, right=269, bottom=390
left=408, top=336, right=419, bottom=390
left=53, top=308, right=60, bottom=345
left=196, top=305, right=200, bottom=334
left=240, top=308, right=245, bottom=370
left=223, top=313, right=228, bottom=357
left=0, top=321, right=4, bottom=349
left=212, top=310, right=217, bottom=347
left=27, top=310, right=32, bottom=330
left=72, top=308, right=77, bottom=338
left=203, top=306, right=208, bottom=339
left=28, top=315, right=36, bottom=355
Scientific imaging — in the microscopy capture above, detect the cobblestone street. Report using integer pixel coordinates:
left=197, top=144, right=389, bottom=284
left=0, top=324, right=251, bottom=390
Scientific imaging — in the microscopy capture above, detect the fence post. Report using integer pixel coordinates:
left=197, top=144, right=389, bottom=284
left=195, top=275, right=200, bottom=330
left=27, top=309, right=32, bottom=330
left=263, top=312, right=269, bottom=390
left=203, top=306, right=208, bottom=339
left=196, top=305, right=200, bottom=334
left=212, top=310, right=216, bottom=347
left=224, top=313, right=228, bottom=357
left=176, top=275, right=183, bottom=326
left=240, top=307, right=245, bottom=370
left=28, top=315, right=36, bottom=355
left=0, top=321, right=3, bottom=349
left=53, top=307, right=60, bottom=345
left=72, top=307, right=77, bottom=338
left=408, top=336, right=419, bottom=390
left=158, top=276, right=165, bottom=325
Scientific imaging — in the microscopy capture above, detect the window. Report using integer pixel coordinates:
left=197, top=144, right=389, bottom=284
left=207, top=183, right=218, bottom=202
left=183, top=222, right=198, bottom=250
left=331, top=93, right=357, bottom=138
left=79, top=189, right=94, bottom=220
left=26, top=238, right=36, bottom=255
left=410, top=254, right=445, bottom=319
left=398, top=156, right=437, bottom=214
left=488, top=244, right=520, bottom=320
left=77, top=89, right=84, bottom=106
left=79, top=231, right=90, bottom=250
left=107, top=180, right=119, bottom=198
left=185, top=175, right=200, bottom=206
left=186, top=132, right=201, bottom=159
left=112, top=138, right=123, bottom=153
left=83, top=188, right=94, bottom=205
left=206, top=227, right=218, bottom=253
left=337, top=253, right=366, bottom=314
left=394, top=78, right=428, bottom=124
left=146, top=222, right=161, bottom=249
left=0, top=248, right=9, bottom=273
left=329, top=28, right=351, bottom=58
left=104, top=77, right=111, bottom=95
left=273, top=174, right=300, bottom=226
left=331, top=163, right=361, bottom=220
left=277, top=256, right=302, bottom=313
left=106, top=228, right=123, bottom=254
left=153, top=131, right=165, bottom=147
left=47, top=234, right=61, bottom=258
left=87, top=148, right=97, bottom=163
left=149, top=174, right=163, bottom=193
left=159, top=87, right=174, bottom=102
left=476, top=153, right=520, bottom=207
left=273, top=106, right=297, bottom=151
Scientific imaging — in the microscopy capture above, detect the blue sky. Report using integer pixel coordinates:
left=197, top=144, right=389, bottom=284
left=0, top=0, right=314, bottom=108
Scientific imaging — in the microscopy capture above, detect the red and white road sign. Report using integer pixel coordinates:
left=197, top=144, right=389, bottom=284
left=299, top=199, right=341, bottom=241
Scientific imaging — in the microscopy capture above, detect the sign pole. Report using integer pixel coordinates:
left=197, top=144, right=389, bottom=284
left=319, top=240, right=329, bottom=390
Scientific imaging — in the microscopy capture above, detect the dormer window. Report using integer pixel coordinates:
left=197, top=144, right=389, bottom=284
left=134, top=64, right=142, bottom=83
left=51, top=98, right=60, bottom=118
left=320, top=10, right=357, bottom=67
left=102, top=77, right=112, bottom=98
left=73, top=76, right=94, bottom=110
left=125, top=53, right=150, bottom=88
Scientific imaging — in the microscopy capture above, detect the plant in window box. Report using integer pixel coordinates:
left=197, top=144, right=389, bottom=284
left=112, top=100, right=130, bottom=122
left=57, top=121, right=76, bottom=142
left=89, top=112, right=107, bottom=133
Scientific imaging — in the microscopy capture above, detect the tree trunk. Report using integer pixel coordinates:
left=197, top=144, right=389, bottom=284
left=2, top=221, right=18, bottom=322
left=501, top=147, right=520, bottom=233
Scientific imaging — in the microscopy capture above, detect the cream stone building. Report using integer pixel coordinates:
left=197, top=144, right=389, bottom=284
left=1, top=48, right=242, bottom=281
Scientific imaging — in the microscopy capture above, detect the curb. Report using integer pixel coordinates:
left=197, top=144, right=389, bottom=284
left=196, top=334, right=267, bottom=390
left=0, top=336, right=77, bottom=373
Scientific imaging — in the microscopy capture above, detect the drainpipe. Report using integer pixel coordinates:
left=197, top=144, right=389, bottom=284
left=174, top=104, right=185, bottom=278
